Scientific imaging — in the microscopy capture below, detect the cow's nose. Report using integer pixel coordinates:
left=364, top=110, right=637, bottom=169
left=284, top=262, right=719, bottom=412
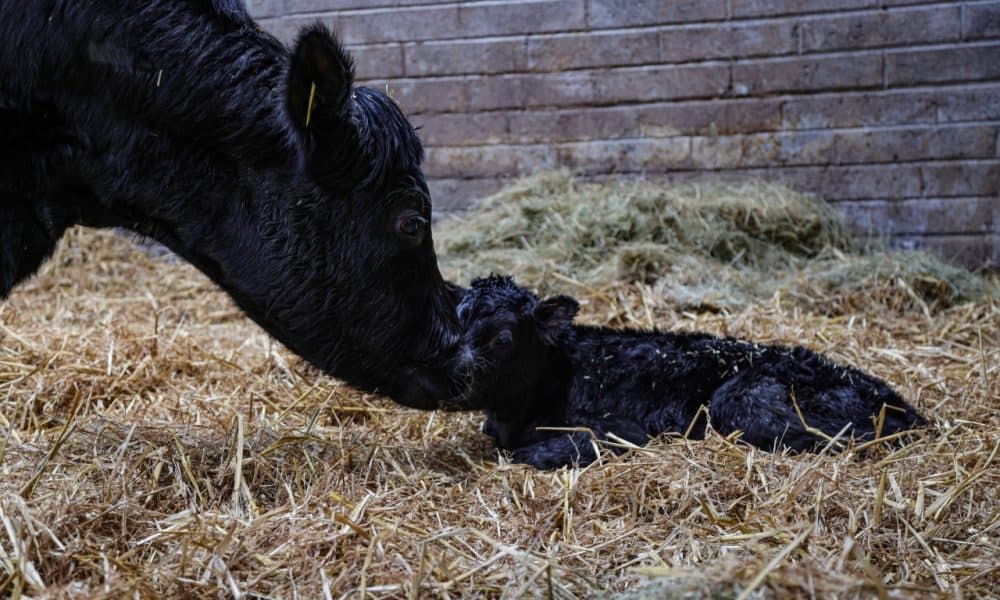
left=450, top=345, right=474, bottom=386
left=457, top=354, right=473, bottom=383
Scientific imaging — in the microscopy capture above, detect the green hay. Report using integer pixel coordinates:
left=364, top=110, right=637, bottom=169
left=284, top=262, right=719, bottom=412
left=436, top=171, right=997, bottom=314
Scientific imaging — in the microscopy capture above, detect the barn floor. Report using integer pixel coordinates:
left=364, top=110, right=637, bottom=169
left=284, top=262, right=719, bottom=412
left=0, top=175, right=997, bottom=598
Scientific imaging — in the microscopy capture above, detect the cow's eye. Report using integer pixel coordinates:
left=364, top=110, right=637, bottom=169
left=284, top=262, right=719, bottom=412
left=396, top=213, right=428, bottom=242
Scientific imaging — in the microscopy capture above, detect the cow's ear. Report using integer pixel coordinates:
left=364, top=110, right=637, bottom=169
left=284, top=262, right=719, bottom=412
left=286, top=24, right=354, bottom=133
left=533, top=295, right=579, bottom=344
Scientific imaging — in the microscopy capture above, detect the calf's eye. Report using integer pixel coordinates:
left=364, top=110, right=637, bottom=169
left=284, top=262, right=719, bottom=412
left=491, top=330, right=513, bottom=348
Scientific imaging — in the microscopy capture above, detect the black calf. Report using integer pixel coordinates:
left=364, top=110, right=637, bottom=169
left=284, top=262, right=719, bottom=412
left=457, top=276, right=927, bottom=469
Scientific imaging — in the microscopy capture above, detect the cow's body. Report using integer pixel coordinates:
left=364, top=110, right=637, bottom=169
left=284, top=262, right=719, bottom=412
left=0, top=1, right=472, bottom=409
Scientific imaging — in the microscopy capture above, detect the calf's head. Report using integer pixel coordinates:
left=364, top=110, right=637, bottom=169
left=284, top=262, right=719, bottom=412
left=456, top=275, right=578, bottom=410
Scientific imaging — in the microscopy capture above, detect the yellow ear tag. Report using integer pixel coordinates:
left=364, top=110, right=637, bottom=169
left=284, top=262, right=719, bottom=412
left=305, top=81, right=317, bottom=127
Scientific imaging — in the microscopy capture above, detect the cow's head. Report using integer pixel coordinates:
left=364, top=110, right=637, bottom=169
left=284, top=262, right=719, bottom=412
left=0, top=14, right=474, bottom=409
left=252, top=24, right=472, bottom=409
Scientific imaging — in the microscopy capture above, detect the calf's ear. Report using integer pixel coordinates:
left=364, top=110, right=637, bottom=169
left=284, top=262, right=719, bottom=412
left=286, top=24, right=354, bottom=133
left=533, top=295, right=580, bottom=344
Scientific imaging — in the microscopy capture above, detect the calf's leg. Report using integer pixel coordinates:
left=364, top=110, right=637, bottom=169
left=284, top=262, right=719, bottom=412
left=709, top=368, right=925, bottom=452
left=708, top=373, right=826, bottom=452
left=506, top=416, right=648, bottom=469
left=510, top=432, right=599, bottom=469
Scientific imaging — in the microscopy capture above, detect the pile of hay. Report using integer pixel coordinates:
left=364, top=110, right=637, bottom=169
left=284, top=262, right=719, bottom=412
left=0, top=176, right=997, bottom=598
left=437, top=171, right=997, bottom=314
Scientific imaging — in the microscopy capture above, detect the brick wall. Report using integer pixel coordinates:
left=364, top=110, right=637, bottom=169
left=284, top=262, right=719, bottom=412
left=250, top=0, right=1000, bottom=268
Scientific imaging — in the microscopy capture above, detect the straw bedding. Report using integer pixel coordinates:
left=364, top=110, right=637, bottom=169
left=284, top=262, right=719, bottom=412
left=0, top=173, right=997, bottom=598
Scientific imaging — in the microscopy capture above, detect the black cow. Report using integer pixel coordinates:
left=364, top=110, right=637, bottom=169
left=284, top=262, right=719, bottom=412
left=0, top=1, right=473, bottom=409
left=457, top=276, right=927, bottom=469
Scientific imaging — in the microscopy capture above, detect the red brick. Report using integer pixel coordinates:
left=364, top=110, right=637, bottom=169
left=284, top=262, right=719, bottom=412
left=890, top=234, right=994, bottom=268
left=920, top=163, right=1000, bottom=198
left=456, top=1, right=586, bottom=37
left=837, top=198, right=995, bottom=235
left=887, top=44, right=1000, bottom=87
left=692, top=125, right=997, bottom=169
left=731, top=0, right=874, bottom=18
left=282, top=0, right=367, bottom=11
left=528, top=31, right=660, bottom=71
left=644, top=131, right=843, bottom=170
left=780, top=86, right=1000, bottom=131
left=522, top=72, right=599, bottom=107
left=690, top=136, right=745, bottom=169
left=404, top=39, right=527, bottom=77
left=256, top=18, right=282, bottom=40
left=428, top=178, right=507, bottom=213
left=638, top=171, right=745, bottom=187
left=346, top=43, right=404, bottom=79
left=638, top=99, right=784, bottom=136
left=507, top=107, right=641, bottom=143
left=733, top=54, right=883, bottom=95
left=247, top=0, right=282, bottom=18
left=283, top=0, right=443, bottom=12
left=883, top=5, right=961, bottom=45
left=285, top=2, right=585, bottom=44
left=314, top=8, right=463, bottom=45
left=687, top=164, right=924, bottom=200
left=424, top=145, right=555, bottom=178
left=257, top=0, right=997, bottom=265
left=818, top=165, right=925, bottom=199
left=936, top=85, right=1000, bottom=122
left=594, top=64, right=730, bottom=104
left=660, top=21, right=797, bottom=62
left=588, top=0, right=726, bottom=28
left=552, top=138, right=693, bottom=174
left=965, top=2, right=1000, bottom=40
left=800, top=12, right=884, bottom=52
left=834, top=126, right=998, bottom=164
left=464, top=73, right=599, bottom=111
left=268, top=19, right=302, bottom=45
left=800, top=5, right=960, bottom=52
left=412, top=112, right=509, bottom=146
left=781, top=91, right=937, bottom=130
left=761, top=165, right=925, bottom=200
left=364, top=77, right=468, bottom=115
left=427, top=139, right=697, bottom=178
left=466, top=76, right=527, bottom=111
left=880, top=0, right=940, bottom=5
left=739, top=130, right=839, bottom=167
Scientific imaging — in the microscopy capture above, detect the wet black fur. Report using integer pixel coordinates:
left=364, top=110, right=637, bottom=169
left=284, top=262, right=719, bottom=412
left=0, top=1, right=473, bottom=408
left=458, top=276, right=927, bottom=469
